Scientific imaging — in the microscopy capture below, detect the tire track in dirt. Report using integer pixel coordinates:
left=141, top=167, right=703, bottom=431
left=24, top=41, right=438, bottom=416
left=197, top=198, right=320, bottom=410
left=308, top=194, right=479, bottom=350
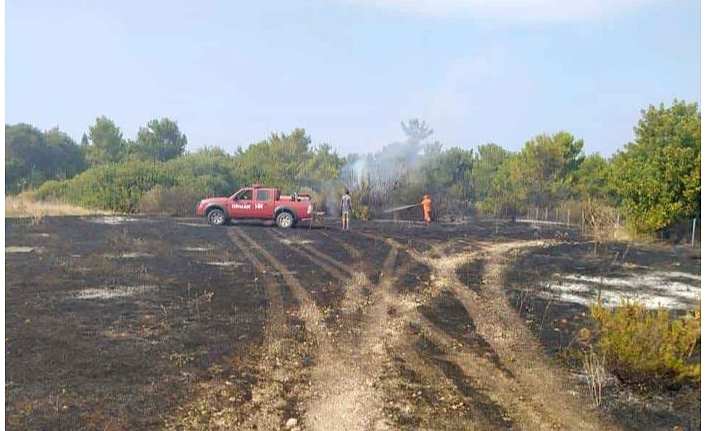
left=235, top=229, right=329, bottom=345
left=356, top=232, right=510, bottom=430
left=225, top=228, right=293, bottom=429
left=333, top=234, right=507, bottom=429
left=468, top=241, right=620, bottom=431
left=361, top=233, right=618, bottom=430
left=268, top=229, right=353, bottom=281
left=267, top=229, right=373, bottom=341
left=226, top=227, right=342, bottom=430
left=236, top=227, right=615, bottom=430
left=238, top=228, right=406, bottom=430
left=370, top=244, right=525, bottom=430
left=164, top=227, right=303, bottom=430
left=408, top=241, right=565, bottom=430
left=413, top=239, right=618, bottom=431
left=411, top=313, right=547, bottom=430
left=319, top=230, right=363, bottom=260
left=265, top=228, right=402, bottom=430
left=376, top=291, right=521, bottom=430
left=303, top=244, right=400, bottom=431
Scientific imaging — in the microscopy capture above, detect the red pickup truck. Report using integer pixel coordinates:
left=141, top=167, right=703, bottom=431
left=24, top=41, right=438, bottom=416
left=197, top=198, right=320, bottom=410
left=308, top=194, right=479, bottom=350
left=196, top=184, right=315, bottom=228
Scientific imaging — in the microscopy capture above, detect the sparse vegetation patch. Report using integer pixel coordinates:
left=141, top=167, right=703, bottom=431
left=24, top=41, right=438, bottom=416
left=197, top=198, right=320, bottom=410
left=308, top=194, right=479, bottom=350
left=590, top=302, right=700, bottom=389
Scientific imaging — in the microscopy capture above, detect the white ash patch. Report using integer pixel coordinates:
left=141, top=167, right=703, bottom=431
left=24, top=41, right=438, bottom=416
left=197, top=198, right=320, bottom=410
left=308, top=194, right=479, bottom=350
left=350, top=272, right=370, bottom=286
left=278, top=238, right=314, bottom=245
left=182, top=246, right=214, bottom=252
left=205, top=261, right=244, bottom=267
left=178, top=222, right=209, bottom=227
left=75, top=285, right=157, bottom=300
left=540, top=272, right=700, bottom=310
left=659, top=271, right=701, bottom=281
left=86, top=216, right=140, bottom=225
left=6, top=246, right=39, bottom=253
left=570, top=370, right=615, bottom=387
left=108, top=251, right=152, bottom=259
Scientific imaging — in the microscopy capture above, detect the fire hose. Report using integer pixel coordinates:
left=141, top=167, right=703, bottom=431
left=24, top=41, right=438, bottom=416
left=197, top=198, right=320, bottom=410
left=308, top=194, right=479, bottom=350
left=382, top=203, right=422, bottom=214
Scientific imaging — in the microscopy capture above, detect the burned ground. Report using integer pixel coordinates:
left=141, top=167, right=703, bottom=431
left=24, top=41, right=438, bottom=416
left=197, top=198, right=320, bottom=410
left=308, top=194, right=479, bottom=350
left=497, top=240, right=701, bottom=431
left=5, top=217, right=267, bottom=430
left=5, top=216, right=700, bottom=431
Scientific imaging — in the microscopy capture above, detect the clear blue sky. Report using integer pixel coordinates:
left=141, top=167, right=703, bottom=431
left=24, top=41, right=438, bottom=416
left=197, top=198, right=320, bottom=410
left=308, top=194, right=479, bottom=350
left=5, top=0, right=701, bottom=157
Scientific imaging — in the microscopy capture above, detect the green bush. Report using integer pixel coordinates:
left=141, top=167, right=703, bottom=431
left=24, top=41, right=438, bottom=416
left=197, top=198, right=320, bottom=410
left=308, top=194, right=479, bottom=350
left=58, top=161, right=175, bottom=212
left=591, top=301, right=700, bottom=388
left=355, top=205, right=371, bottom=221
left=35, top=180, right=68, bottom=200
left=163, top=152, right=241, bottom=197
left=30, top=152, right=242, bottom=214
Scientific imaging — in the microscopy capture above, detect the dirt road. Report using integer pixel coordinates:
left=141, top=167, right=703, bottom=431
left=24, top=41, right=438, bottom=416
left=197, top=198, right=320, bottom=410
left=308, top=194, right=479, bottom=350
left=179, top=222, right=619, bottom=430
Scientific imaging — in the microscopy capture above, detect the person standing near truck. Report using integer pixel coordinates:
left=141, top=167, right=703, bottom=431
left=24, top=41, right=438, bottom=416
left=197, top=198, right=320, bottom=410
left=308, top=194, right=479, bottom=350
left=341, top=189, right=353, bottom=231
left=421, top=194, right=432, bottom=226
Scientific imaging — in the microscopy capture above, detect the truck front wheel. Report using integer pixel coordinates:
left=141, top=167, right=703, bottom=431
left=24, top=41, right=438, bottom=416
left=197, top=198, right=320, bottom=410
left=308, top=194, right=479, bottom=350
left=207, top=209, right=227, bottom=226
left=276, top=211, right=294, bottom=228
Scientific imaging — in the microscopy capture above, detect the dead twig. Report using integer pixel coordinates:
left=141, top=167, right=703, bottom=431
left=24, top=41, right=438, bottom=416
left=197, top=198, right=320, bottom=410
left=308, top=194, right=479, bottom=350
left=539, top=295, right=554, bottom=332
left=582, top=346, right=607, bottom=407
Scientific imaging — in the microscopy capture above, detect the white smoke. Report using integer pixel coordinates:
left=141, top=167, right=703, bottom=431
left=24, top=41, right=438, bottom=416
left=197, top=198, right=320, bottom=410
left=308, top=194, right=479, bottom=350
left=332, top=134, right=435, bottom=218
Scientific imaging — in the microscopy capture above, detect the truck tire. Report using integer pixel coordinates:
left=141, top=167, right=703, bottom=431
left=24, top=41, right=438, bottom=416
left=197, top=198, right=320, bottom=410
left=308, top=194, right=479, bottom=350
left=207, top=208, right=227, bottom=226
left=276, top=211, right=294, bottom=228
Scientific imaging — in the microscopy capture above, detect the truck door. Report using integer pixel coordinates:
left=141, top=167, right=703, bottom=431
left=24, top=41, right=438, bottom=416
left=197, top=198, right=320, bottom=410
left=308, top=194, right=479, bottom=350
left=228, top=188, right=254, bottom=219
left=253, top=189, right=273, bottom=219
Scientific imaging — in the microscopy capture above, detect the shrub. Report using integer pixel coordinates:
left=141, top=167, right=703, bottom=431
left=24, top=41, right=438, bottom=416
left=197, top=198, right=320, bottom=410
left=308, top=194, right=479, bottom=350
left=300, top=187, right=326, bottom=213
left=137, top=185, right=203, bottom=217
left=590, top=301, right=700, bottom=389
left=32, top=154, right=241, bottom=214
left=64, top=161, right=177, bottom=212
left=36, top=180, right=68, bottom=200
left=581, top=199, right=619, bottom=242
left=355, top=205, right=371, bottom=221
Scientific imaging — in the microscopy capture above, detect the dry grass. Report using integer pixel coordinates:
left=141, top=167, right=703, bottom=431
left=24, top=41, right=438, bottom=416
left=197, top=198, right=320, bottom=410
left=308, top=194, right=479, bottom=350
left=582, top=346, right=608, bottom=407
left=5, top=193, right=110, bottom=218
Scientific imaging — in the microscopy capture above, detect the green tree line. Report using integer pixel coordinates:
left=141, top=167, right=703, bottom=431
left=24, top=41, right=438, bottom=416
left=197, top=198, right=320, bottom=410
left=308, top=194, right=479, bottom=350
left=5, top=100, right=700, bottom=235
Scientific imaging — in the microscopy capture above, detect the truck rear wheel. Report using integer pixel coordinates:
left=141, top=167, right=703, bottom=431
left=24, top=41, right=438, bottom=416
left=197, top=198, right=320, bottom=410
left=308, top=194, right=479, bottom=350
left=276, top=211, right=294, bottom=228
left=207, top=209, right=227, bottom=226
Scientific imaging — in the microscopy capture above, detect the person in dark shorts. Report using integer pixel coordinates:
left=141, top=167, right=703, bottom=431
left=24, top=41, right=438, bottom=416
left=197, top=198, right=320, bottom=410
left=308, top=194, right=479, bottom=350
left=340, top=189, right=353, bottom=231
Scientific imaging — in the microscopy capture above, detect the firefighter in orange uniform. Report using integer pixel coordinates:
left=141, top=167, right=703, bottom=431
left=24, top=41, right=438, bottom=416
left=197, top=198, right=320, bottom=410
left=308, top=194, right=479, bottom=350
left=421, top=195, right=432, bottom=226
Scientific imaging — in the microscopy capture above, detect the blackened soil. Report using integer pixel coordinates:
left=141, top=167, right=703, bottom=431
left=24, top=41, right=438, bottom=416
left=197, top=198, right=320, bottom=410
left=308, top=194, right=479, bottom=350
left=5, top=216, right=700, bottom=431
left=412, top=333, right=517, bottom=431
left=456, top=259, right=485, bottom=294
left=5, top=216, right=266, bottom=431
left=501, top=241, right=701, bottom=431
left=392, top=255, right=432, bottom=295
left=418, top=290, right=510, bottom=376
